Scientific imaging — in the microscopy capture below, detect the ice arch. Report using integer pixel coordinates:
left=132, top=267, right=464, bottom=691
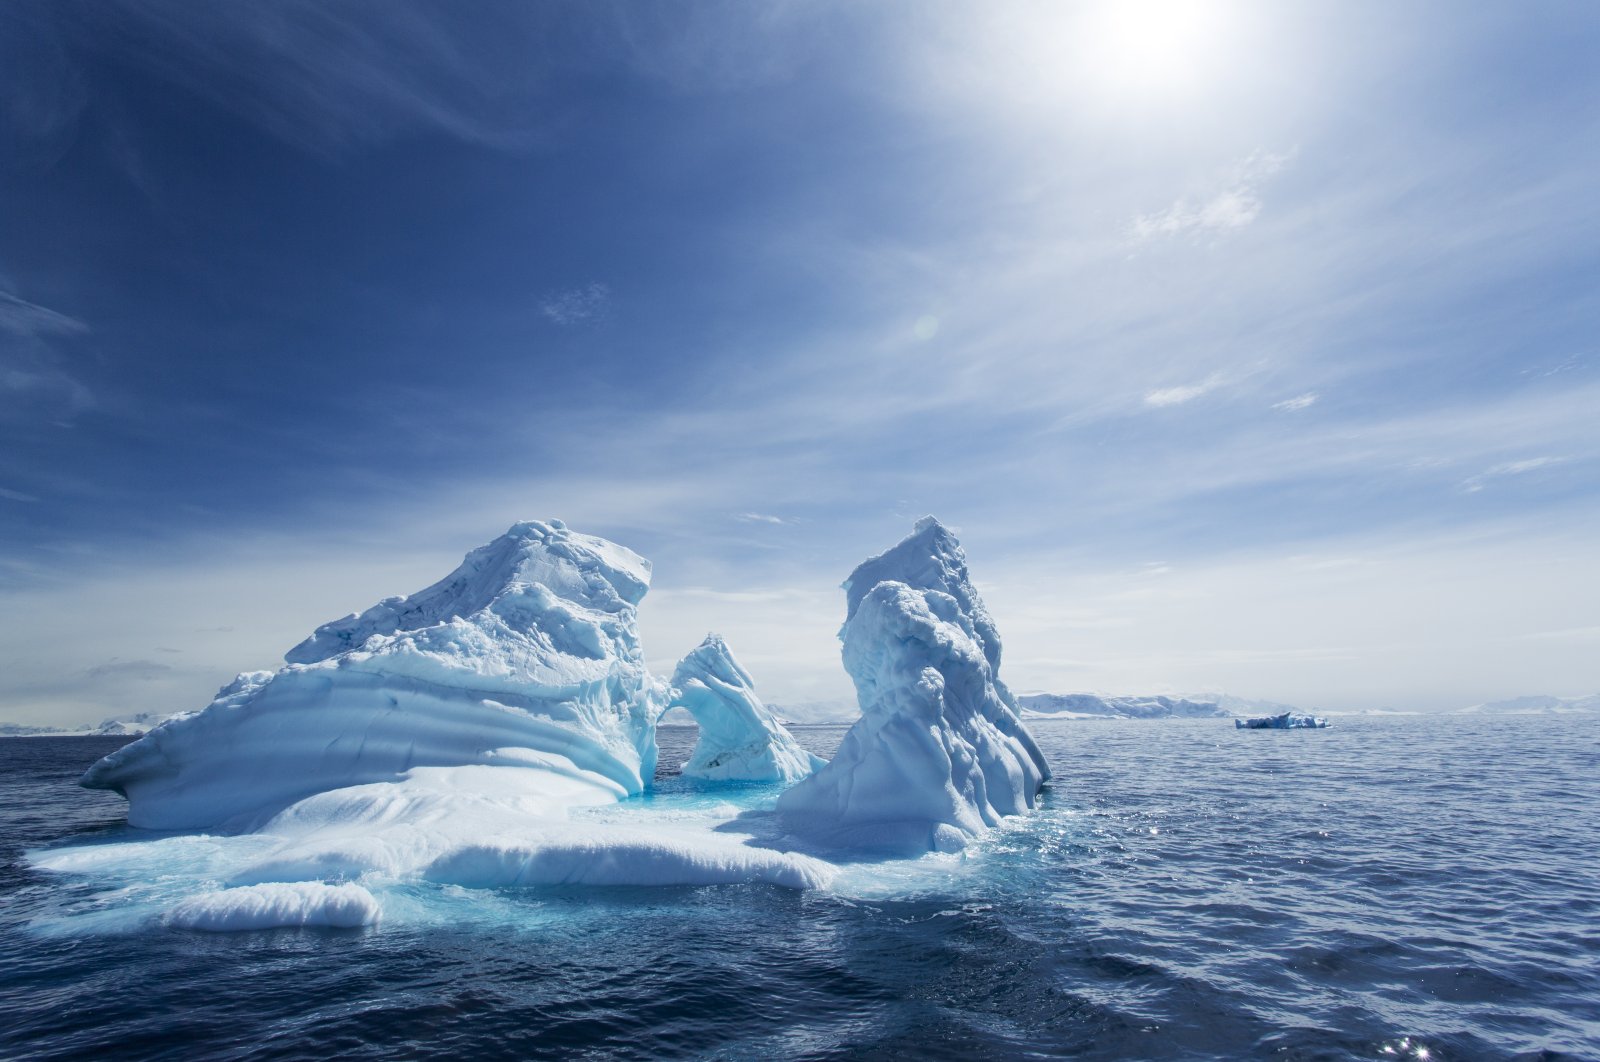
left=663, top=634, right=825, bottom=784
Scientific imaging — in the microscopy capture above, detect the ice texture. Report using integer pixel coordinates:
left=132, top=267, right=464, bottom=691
left=1235, top=712, right=1330, bottom=729
left=167, top=882, right=381, bottom=931
left=666, top=634, right=825, bottom=783
left=81, top=520, right=661, bottom=830
left=776, top=517, right=1049, bottom=853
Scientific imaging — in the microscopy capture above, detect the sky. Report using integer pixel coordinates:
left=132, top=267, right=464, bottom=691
left=2, top=0, right=1597, bottom=725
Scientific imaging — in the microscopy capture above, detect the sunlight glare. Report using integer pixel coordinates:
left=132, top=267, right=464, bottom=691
left=1078, top=0, right=1238, bottom=100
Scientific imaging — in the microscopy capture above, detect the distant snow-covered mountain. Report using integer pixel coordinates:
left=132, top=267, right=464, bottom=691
left=1457, top=694, right=1600, bottom=715
left=1017, top=693, right=1232, bottom=720
left=1183, top=693, right=1305, bottom=718
left=0, top=711, right=182, bottom=738
left=765, top=699, right=859, bottom=725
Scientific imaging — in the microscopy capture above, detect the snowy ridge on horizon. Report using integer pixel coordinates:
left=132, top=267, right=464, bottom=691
left=1456, top=693, right=1600, bottom=715
left=1017, top=692, right=1232, bottom=720
left=0, top=711, right=185, bottom=738
left=764, top=699, right=860, bottom=725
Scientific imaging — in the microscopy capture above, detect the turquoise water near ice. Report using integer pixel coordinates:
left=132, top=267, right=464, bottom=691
left=2, top=715, right=1597, bottom=1060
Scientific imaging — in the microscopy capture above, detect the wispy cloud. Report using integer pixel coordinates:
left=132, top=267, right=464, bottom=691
left=540, top=283, right=611, bottom=326
left=82, top=659, right=173, bottom=681
left=0, top=487, right=39, bottom=503
left=735, top=512, right=792, bottom=526
left=15, top=2, right=553, bottom=155
left=1132, top=150, right=1291, bottom=241
left=0, top=292, right=88, bottom=336
left=1462, top=456, right=1566, bottom=493
left=1145, top=374, right=1223, bottom=407
left=0, top=288, right=95, bottom=426
left=1273, top=392, right=1318, bottom=412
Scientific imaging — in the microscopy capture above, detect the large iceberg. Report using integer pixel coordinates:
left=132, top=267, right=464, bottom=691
left=776, top=518, right=1049, bottom=854
left=74, top=520, right=831, bottom=905
left=666, top=634, right=824, bottom=784
left=49, top=516, right=1058, bottom=930
left=83, top=520, right=660, bottom=830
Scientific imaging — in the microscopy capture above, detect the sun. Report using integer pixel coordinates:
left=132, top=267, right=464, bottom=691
left=1076, top=0, right=1239, bottom=100
left=972, top=0, right=1246, bottom=117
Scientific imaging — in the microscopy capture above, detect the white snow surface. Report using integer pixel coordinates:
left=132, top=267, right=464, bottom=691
left=776, top=518, right=1049, bottom=854
left=666, top=634, right=825, bottom=784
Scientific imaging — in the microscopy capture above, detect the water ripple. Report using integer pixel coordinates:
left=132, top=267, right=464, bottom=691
left=3, top=718, right=1598, bottom=1059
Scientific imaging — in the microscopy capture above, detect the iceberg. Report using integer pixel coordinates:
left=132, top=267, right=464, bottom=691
left=776, top=518, right=1049, bottom=854
left=1234, top=712, right=1329, bottom=729
left=665, top=634, right=825, bottom=784
left=48, top=516, right=1060, bottom=930
left=68, top=520, right=830, bottom=923
left=82, top=519, right=661, bottom=830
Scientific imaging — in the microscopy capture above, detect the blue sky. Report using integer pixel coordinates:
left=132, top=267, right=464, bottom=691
left=2, top=1, right=1597, bottom=723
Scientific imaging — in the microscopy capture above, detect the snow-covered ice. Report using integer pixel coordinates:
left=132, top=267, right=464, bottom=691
left=776, top=518, right=1049, bottom=854
left=666, top=634, right=824, bottom=784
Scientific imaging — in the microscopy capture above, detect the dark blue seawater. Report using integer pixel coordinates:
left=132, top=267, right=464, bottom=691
left=2, top=715, right=1597, bottom=1060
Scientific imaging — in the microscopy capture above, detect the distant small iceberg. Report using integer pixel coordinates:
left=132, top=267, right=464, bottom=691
left=1235, top=712, right=1329, bottom=730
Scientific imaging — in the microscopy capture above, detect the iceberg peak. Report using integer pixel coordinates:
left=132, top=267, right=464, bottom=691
left=285, top=519, right=650, bottom=666
left=665, top=634, right=824, bottom=784
left=841, top=515, right=1000, bottom=674
left=779, top=518, right=1049, bottom=854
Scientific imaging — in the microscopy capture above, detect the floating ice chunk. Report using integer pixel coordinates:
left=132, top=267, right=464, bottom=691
left=80, top=520, right=661, bottom=830
left=1234, top=712, right=1330, bottom=729
left=666, top=634, right=825, bottom=784
left=167, top=882, right=380, bottom=932
left=777, top=518, right=1049, bottom=854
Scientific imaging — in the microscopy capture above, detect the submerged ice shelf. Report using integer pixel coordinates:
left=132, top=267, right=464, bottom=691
left=47, top=517, right=1047, bottom=930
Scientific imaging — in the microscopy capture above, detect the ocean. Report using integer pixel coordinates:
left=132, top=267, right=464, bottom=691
left=1, top=715, right=1595, bottom=1060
